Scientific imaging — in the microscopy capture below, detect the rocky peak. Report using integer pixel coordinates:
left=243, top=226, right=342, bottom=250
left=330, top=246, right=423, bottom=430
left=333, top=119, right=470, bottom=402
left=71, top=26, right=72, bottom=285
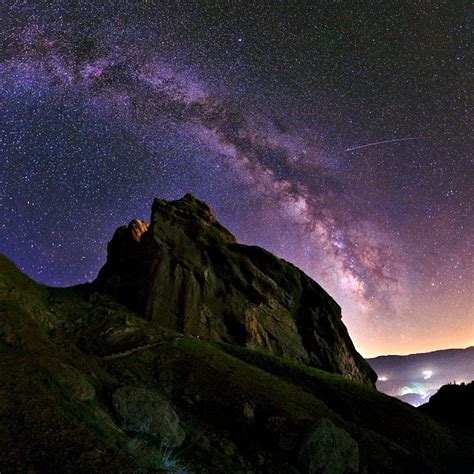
left=94, top=195, right=376, bottom=386
left=128, top=219, right=149, bottom=242
left=150, top=194, right=236, bottom=244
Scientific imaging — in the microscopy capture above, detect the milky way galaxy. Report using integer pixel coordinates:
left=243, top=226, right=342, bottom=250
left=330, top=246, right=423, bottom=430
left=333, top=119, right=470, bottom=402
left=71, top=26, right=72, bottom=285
left=1, top=2, right=472, bottom=356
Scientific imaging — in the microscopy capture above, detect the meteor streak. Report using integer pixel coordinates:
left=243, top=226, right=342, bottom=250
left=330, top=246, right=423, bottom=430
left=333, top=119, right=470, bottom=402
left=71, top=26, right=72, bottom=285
left=345, top=137, right=420, bottom=152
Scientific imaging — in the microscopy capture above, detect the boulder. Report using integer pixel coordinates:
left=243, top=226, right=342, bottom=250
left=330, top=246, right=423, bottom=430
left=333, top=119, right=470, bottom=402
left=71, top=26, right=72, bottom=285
left=298, top=418, right=359, bottom=473
left=112, top=386, right=185, bottom=448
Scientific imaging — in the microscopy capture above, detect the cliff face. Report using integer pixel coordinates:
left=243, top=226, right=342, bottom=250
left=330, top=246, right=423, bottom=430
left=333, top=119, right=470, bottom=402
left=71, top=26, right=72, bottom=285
left=95, top=194, right=376, bottom=386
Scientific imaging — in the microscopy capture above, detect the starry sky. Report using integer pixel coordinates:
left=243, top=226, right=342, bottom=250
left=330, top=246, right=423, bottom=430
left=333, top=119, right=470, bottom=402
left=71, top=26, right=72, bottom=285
left=1, top=1, right=472, bottom=357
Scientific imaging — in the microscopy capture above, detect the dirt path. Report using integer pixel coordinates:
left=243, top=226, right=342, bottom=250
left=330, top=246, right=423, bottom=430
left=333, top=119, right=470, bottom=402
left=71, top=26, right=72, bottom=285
left=101, top=337, right=183, bottom=360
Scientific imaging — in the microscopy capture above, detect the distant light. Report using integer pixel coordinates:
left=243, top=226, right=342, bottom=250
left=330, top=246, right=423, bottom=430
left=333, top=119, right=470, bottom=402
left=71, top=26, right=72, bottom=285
left=237, top=37, right=243, bottom=43
left=378, top=376, right=388, bottom=381
left=422, top=370, right=433, bottom=380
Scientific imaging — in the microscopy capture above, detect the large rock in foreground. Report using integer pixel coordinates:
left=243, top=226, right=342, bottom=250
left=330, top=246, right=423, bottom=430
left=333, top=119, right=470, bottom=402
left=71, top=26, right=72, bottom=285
left=94, top=194, right=376, bottom=386
left=112, top=386, right=185, bottom=448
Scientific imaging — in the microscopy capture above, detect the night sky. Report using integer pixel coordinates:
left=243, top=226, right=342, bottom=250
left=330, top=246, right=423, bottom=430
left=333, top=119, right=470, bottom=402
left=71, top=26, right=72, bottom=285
left=1, top=1, right=472, bottom=357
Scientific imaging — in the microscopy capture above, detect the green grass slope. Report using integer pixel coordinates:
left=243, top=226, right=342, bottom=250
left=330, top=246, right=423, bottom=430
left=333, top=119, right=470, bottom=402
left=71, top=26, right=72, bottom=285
left=0, top=255, right=472, bottom=473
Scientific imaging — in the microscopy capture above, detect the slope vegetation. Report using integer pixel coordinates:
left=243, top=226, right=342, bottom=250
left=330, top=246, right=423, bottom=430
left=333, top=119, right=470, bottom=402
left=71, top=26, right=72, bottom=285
left=1, top=255, right=473, bottom=472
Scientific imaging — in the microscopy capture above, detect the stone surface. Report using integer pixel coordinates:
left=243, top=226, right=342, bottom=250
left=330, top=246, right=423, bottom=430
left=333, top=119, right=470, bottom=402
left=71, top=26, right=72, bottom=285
left=58, top=363, right=96, bottom=401
left=94, top=219, right=150, bottom=312
left=94, top=194, right=376, bottom=386
left=265, top=416, right=303, bottom=452
left=297, top=418, right=359, bottom=474
left=112, top=386, right=185, bottom=448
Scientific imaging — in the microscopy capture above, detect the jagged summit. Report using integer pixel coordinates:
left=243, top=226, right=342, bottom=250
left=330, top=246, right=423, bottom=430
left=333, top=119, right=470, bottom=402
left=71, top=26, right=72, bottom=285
left=127, top=219, right=149, bottom=242
left=150, top=194, right=237, bottom=243
left=94, top=194, right=376, bottom=386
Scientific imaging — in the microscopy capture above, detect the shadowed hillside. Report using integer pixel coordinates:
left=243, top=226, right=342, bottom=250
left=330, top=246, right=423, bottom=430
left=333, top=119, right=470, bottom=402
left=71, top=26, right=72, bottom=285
left=1, top=196, right=473, bottom=473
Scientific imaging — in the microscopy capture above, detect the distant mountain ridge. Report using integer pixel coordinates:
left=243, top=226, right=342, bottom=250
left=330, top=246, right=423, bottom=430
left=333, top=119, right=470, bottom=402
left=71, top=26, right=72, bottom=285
left=367, top=346, right=474, bottom=406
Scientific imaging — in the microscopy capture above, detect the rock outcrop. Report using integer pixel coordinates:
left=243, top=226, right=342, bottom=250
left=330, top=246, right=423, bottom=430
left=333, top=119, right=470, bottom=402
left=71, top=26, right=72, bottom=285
left=94, top=194, right=376, bottom=386
left=112, top=386, right=185, bottom=448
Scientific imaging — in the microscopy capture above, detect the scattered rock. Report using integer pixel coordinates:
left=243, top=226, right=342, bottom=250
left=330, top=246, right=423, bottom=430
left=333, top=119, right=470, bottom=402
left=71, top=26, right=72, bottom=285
left=265, top=416, right=303, bottom=451
left=190, top=430, right=211, bottom=453
left=242, top=402, right=255, bottom=421
left=0, top=324, right=18, bottom=346
left=90, top=406, right=125, bottom=435
left=58, top=363, right=95, bottom=401
left=221, top=439, right=237, bottom=457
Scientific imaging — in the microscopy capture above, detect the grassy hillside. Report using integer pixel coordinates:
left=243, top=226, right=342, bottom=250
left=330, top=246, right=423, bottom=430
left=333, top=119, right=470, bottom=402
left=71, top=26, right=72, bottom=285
left=0, top=255, right=472, bottom=472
